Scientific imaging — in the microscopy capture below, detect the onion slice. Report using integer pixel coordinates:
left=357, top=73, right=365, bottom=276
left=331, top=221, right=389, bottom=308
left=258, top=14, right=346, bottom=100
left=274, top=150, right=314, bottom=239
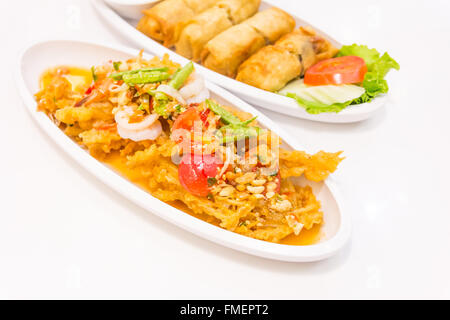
left=156, top=84, right=186, bottom=105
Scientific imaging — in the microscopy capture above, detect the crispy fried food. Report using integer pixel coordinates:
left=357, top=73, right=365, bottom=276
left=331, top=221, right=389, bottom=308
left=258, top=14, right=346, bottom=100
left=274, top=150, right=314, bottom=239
left=236, top=27, right=339, bottom=91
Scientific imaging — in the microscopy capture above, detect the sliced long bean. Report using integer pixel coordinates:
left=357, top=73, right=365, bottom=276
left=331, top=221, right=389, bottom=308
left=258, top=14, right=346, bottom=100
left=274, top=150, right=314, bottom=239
left=168, top=62, right=194, bottom=89
left=206, top=99, right=242, bottom=125
left=219, top=124, right=260, bottom=144
left=122, top=71, right=170, bottom=85
left=109, top=67, right=169, bottom=81
left=206, top=99, right=260, bottom=143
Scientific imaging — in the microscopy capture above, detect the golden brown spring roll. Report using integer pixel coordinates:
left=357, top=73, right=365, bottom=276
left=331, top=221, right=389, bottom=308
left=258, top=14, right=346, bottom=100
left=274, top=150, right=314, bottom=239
left=236, top=27, right=339, bottom=92
left=276, top=26, right=339, bottom=69
left=243, top=7, right=295, bottom=43
left=175, top=7, right=232, bottom=61
left=136, top=0, right=219, bottom=47
left=201, top=7, right=295, bottom=78
left=201, top=24, right=266, bottom=77
left=236, top=45, right=302, bottom=92
left=216, top=0, right=261, bottom=24
left=184, top=0, right=220, bottom=12
left=175, top=0, right=261, bottom=61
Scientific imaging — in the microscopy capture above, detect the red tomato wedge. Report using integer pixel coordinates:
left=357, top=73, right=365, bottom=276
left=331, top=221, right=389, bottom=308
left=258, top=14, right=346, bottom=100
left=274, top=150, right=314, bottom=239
left=171, top=107, right=206, bottom=154
left=178, top=153, right=223, bottom=197
left=304, top=56, right=367, bottom=86
left=172, top=107, right=201, bottom=132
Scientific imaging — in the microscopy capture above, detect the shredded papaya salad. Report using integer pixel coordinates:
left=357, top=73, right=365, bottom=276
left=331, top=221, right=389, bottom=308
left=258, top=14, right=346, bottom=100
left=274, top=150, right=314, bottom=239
left=35, top=52, right=343, bottom=243
left=279, top=44, right=400, bottom=114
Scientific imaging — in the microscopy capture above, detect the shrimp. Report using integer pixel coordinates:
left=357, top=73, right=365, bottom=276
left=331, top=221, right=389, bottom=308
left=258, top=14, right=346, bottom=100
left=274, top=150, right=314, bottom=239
left=179, top=72, right=209, bottom=104
left=114, top=106, right=162, bottom=141
left=186, top=87, right=210, bottom=105
left=117, top=120, right=162, bottom=142
left=115, top=106, right=159, bottom=131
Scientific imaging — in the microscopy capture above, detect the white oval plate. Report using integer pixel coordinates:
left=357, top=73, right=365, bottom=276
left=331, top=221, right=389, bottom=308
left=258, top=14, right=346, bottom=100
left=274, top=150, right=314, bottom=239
left=15, top=40, right=350, bottom=262
left=92, top=0, right=388, bottom=123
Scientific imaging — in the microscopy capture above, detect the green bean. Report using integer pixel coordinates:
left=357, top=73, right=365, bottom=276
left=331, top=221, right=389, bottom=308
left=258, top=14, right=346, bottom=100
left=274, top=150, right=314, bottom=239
left=239, top=116, right=258, bottom=126
left=109, top=67, right=169, bottom=81
left=91, top=66, right=98, bottom=82
left=206, top=99, right=241, bottom=125
left=168, top=62, right=194, bottom=89
left=122, top=71, right=170, bottom=85
left=219, top=124, right=260, bottom=144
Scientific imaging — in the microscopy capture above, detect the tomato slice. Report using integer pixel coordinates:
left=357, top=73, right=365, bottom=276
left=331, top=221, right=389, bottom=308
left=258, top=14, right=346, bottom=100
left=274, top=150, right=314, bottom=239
left=172, top=107, right=201, bottom=132
left=172, top=106, right=213, bottom=155
left=304, top=56, right=367, bottom=86
left=172, top=107, right=202, bottom=153
left=178, top=153, right=223, bottom=197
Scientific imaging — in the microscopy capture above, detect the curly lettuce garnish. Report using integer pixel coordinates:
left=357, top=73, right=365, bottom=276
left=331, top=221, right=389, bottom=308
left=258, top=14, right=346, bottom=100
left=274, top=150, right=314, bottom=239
left=338, top=44, right=400, bottom=105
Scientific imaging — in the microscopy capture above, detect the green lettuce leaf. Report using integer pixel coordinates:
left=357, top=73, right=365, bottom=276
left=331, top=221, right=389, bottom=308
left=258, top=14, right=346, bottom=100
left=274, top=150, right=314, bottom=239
left=337, top=44, right=380, bottom=66
left=338, top=45, right=399, bottom=105
left=287, top=93, right=352, bottom=114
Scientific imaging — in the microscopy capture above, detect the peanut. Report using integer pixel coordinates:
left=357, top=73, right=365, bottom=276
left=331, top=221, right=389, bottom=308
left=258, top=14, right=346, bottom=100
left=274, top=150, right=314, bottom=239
left=247, top=185, right=265, bottom=194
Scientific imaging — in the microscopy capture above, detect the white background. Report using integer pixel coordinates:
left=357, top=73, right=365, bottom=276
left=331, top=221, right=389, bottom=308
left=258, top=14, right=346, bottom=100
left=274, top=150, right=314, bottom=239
left=1, top=0, right=449, bottom=299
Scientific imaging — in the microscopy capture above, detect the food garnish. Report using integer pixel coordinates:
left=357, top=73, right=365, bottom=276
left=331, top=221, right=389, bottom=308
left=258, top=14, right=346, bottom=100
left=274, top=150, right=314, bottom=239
left=304, top=56, right=368, bottom=86
left=284, top=44, right=399, bottom=113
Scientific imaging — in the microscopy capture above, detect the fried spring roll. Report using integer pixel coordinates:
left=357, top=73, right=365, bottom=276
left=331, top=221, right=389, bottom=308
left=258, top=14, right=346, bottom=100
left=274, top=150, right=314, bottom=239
left=201, top=7, right=295, bottom=78
left=216, top=0, right=261, bottom=24
left=276, top=26, right=338, bottom=69
left=236, top=27, right=339, bottom=92
left=236, top=46, right=302, bottom=92
left=243, top=7, right=295, bottom=43
left=136, top=0, right=219, bottom=47
left=201, top=24, right=266, bottom=77
left=175, top=7, right=232, bottom=61
left=175, top=0, right=261, bottom=61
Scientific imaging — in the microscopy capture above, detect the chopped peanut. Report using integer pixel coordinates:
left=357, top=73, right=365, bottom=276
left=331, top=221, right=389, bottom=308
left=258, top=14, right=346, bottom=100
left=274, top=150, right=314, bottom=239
left=252, top=194, right=264, bottom=199
left=266, top=182, right=277, bottom=192
left=237, top=192, right=250, bottom=200
left=236, top=172, right=257, bottom=185
left=247, top=185, right=265, bottom=194
left=219, top=186, right=235, bottom=197
left=266, top=191, right=275, bottom=199
left=269, top=199, right=292, bottom=212
left=251, top=179, right=266, bottom=186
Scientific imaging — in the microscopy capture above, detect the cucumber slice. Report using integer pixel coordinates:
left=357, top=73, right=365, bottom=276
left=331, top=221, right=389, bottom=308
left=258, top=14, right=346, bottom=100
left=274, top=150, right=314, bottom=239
left=279, top=79, right=365, bottom=104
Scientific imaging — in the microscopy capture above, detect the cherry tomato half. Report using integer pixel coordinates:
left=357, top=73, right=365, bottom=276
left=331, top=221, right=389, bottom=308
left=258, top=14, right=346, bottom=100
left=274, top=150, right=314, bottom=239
left=172, top=107, right=201, bottom=132
left=178, top=153, right=223, bottom=197
left=304, top=55, right=367, bottom=86
left=172, top=107, right=203, bottom=153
